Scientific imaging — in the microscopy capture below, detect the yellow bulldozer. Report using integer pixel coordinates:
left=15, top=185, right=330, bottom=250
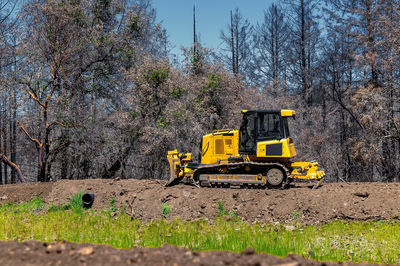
left=167, top=109, right=325, bottom=189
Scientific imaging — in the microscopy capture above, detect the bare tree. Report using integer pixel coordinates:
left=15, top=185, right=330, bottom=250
left=253, top=3, right=289, bottom=94
left=217, top=8, right=254, bottom=82
left=283, top=0, right=321, bottom=105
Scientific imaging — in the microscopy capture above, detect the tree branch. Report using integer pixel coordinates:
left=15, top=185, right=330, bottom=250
left=18, top=122, right=42, bottom=148
left=24, top=86, right=45, bottom=108
left=0, top=153, right=26, bottom=183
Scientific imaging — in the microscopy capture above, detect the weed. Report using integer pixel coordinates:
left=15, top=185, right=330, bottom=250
left=218, top=201, right=237, bottom=218
left=161, top=203, right=171, bottom=217
left=69, top=192, right=84, bottom=213
left=228, top=211, right=238, bottom=218
left=217, top=201, right=227, bottom=216
left=109, top=196, right=117, bottom=213
left=292, top=211, right=300, bottom=219
left=47, top=192, right=83, bottom=213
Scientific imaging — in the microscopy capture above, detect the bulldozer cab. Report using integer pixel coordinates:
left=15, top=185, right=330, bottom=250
left=239, top=110, right=290, bottom=154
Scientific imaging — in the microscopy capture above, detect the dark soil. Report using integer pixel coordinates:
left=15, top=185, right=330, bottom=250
left=0, top=240, right=388, bottom=266
left=1, top=179, right=400, bottom=224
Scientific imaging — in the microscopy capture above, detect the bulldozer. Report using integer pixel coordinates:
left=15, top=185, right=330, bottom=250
left=167, top=109, right=325, bottom=189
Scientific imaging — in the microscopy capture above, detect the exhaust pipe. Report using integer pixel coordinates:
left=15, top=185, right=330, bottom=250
left=82, top=193, right=95, bottom=208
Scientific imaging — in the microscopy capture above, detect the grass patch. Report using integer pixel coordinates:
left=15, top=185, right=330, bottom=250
left=0, top=199, right=399, bottom=264
left=47, top=192, right=84, bottom=213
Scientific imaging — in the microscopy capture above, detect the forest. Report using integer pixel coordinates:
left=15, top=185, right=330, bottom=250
left=0, top=0, right=398, bottom=184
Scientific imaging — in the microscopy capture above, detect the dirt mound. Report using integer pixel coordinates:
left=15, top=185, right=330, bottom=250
left=1, top=179, right=400, bottom=224
left=0, top=182, right=52, bottom=203
left=47, top=179, right=400, bottom=224
left=0, top=240, right=385, bottom=266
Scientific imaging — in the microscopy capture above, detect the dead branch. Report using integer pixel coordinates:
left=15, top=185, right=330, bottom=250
left=18, top=122, right=42, bottom=148
left=24, top=86, right=45, bottom=108
left=0, top=153, right=26, bottom=183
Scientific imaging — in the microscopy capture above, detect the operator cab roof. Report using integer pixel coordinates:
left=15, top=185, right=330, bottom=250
left=241, top=109, right=296, bottom=117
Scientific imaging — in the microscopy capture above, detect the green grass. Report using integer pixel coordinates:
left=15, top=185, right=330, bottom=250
left=1, top=198, right=400, bottom=264
left=48, top=192, right=85, bottom=213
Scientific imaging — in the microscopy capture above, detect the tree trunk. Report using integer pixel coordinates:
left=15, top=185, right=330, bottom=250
left=2, top=101, right=7, bottom=184
left=230, top=10, right=236, bottom=75
left=10, top=88, right=17, bottom=183
left=300, top=0, right=307, bottom=103
left=235, top=20, right=239, bottom=75
left=0, top=109, right=2, bottom=185
left=365, top=0, right=378, bottom=87
left=0, top=154, right=25, bottom=183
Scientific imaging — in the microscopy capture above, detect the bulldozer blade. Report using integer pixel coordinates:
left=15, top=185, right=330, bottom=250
left=165, top=175, right=182, bottom=187
left=166, top=149, right=182, bottom=187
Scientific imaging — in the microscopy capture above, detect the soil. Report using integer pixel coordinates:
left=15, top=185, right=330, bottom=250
left=1, top=179, right=400, bottom=265
left=1, top=179, right=400, bottom=224
left=0, top=240, right=387, bottom=266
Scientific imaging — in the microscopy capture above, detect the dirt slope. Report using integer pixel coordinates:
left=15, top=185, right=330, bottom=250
left=1, top=179, right=400, bottom=224
left=0, top=240, right=387, bottom=266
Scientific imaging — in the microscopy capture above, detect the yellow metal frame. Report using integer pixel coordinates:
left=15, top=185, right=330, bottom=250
left=201, top=130, right=239, bottom=164
left=281, top=110, right=296, bottom=117
left=290, top=161, right=325, bottom=180
left=256, top=138, right=296, bottom=158
left=167, top=150, right=194, bottom=184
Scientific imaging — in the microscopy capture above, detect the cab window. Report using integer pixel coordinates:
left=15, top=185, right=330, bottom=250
left=258, top=113, right=282, bottom=139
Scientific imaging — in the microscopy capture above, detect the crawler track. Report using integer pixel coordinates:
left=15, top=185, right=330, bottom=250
left=193, top=161, right=291, bottom=188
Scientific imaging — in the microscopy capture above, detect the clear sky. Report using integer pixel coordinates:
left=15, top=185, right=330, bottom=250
left=152, top=0, right=275, bottom=57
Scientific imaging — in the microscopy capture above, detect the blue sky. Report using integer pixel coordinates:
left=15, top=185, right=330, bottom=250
left=152, top=0, right=275, bottom=57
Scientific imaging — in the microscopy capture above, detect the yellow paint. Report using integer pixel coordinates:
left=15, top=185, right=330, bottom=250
left=280, top=109, right=296, bottom=117
left=256, top=138, right=296, bottom=158
left=201, top=129, right=239, bottom=164
left=290, top=161, right=325, bottom=180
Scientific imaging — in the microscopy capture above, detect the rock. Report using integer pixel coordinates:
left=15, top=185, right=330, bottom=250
left=79, top=246, right=94, bottom=255
left=0, top=195, right=7, bottom=200
left=353, top=192, right=369, bottom=198
left=284, top=225, right=296, bottom=231
left=242, top=247, right=256, bottom=255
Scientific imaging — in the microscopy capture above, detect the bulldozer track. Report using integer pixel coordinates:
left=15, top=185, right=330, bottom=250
left=193, top=161, right=291, bottom=189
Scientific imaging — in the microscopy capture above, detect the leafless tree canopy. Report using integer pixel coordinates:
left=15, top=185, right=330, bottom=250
left=0, top=0, right=399, bottom=184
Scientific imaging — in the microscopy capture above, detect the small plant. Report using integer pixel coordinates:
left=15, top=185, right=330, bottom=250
left=218, top=201, right=238, bottom=218
left=109, top=196, right=117, bottom=213
left=69, top=192, right=84, bottom=213
left=292, top=210, right=300, bottom=219
left=161, top=202, right=171, bottom=217
left=217, top=201, right=227, bottom=216
left=228, top=211, right=238, bottom=218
